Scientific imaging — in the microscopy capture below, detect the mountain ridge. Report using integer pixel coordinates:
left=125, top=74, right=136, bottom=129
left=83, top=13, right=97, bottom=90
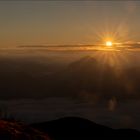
left=31, top=116, right=140, bottom=139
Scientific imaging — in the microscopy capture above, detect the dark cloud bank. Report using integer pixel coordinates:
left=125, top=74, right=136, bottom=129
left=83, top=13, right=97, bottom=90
left=0, top=48, right=140, bottom=129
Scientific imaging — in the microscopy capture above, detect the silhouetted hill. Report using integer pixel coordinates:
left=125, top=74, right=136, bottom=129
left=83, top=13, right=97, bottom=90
left=0, top=57, right=63, bottom=99
left=49, top=56, right=132, bottom=100
left=31, top=117, right=140, bottom=139
left=0, top=116, right=139, bottom=139
left=0, top=55, right=140, bottom=100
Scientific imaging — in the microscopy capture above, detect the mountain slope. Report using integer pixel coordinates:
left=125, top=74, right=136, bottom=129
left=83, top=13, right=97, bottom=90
left=0, top=119, right=50, bottom=140
left=31, top=117, right=140, bottom=139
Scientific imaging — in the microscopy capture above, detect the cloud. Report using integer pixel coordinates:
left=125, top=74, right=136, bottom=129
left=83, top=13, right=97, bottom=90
left=108, top=97, right=117, bottom=112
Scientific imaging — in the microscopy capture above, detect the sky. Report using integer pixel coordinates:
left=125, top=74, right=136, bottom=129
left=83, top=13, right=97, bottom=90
left=0, top=1, right=140, bottom=47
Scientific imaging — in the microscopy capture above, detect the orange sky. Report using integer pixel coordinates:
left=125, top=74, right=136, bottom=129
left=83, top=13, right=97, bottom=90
left=0, top=1, right=140, bottom=47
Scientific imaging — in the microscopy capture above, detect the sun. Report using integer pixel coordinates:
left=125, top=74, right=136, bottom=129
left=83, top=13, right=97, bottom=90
left=106, top=41, right=113, bottom=47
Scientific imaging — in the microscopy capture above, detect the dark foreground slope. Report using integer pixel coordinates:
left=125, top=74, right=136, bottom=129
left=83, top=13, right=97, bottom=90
left=0, top=117, right=140, bottom=140
left=0, top=120, right=50, bottom=140
left=31, top=117, right=140, bottom=140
